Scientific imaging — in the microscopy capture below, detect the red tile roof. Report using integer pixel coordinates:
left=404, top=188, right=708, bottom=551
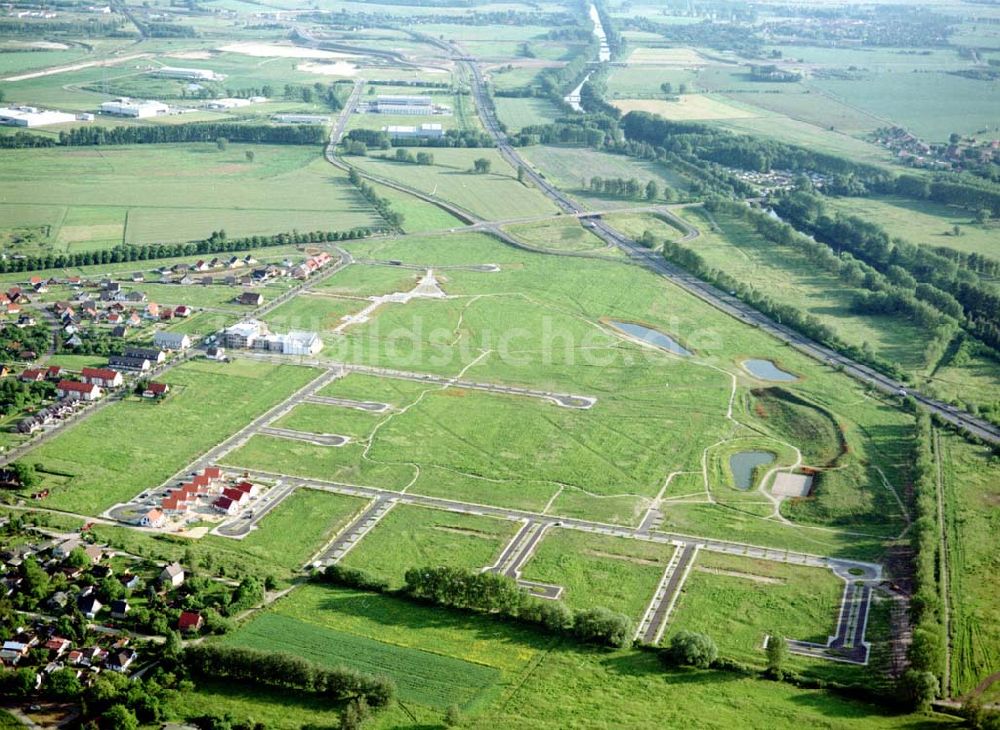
left=222, top=487, right=245, bottom=502
left=178, top=611, right=202, bottom=631
left=203, top=467, right=222, bottom=479
left=57, top=380, right=98, bottom=394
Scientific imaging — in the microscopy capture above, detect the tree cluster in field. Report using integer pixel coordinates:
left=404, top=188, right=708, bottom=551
left=588, top=176, right=666, bottom=201
left=347, top=168, right=404, bottom=230
left=896, top=173, right=1000, bottom=219
left=621, top=112, right=894, bottom=193
left=318, top=564, right=633, bottom=649
left=0, top=324, right=51, bottom=361
left=393, top=129, right=493, bottom=148
left=1, top=125, right=325, bottom=150
left=0, top=379, right=55, bottom=417
left=281, top=82, right=346, bottom=111
left=183, top=645, right=396, bottom=708
left=392, top=149, right=434, bottom=165
left=773, top=191, right=1000, bottom=352
left=145, top=22, right=197, bottom=38
left=0, top=227, right=370, bottom=275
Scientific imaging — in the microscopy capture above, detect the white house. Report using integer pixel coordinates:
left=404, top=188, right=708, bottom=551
left=153, top=331, right=191, bottom=350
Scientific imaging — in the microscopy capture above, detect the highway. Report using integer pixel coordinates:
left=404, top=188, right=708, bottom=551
left=460, top=56, right=1000, bottom=444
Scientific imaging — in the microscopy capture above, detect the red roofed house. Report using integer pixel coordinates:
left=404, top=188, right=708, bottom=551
left=233, top=481, right=259, bottom=497
left=212, top=496, right=238, bottom=515
left=44, top=637, right=71, bottom=657
left=222, top=487, right=249, bottom=505
left=19, top=368, right=45, bottom=383
left=56, top=380, right=101, bottom=401
left=142, top=382, right=170, bottom=399
left=203, top=467, right=222, bottom=480
left=161, top=494, right=185, bottom=513
left=81, top=368, right=123, bottom=389
left=178, top=611, right=203, bottom=632
left=45, top=365, right=62, bottom=381
left=174, top=305, right=191, bottom=318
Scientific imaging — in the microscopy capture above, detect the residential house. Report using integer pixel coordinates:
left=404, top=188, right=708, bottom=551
left=174, top=305, right=191, bottom=318
left=53, top=538, right=84, bottom=558
left=81, top=367, right=123, bottom=389
left=19, top=368, right=45, bottom=383
left=131, top=272, right=145, bottom=283
left=108, top=354, right=150, bottom=372
left=77, top=595, right=102, bottom=619
left=45, top=365, right=62, bottom=381
left=177, top=611, right=203, bottom=632
left=142, top=382, right=169, bottom=398
left=160, top=562, right=184, bottom=588
left=106, top=649, right=136, bottom=673
left=153, top=332, right=191, bottom=350
left=111, top=325, right=129, bottom=338
left=46, top=592, right=69, bottom=612
left=233, top=480, right=259, bottom=497
left=237, top=291, right=263, bottom=306
left=212, top=496, right=238, bottom=515
left=110, top=599, right=130, bottom=618
left=56, top=380, right=101, bottom=401
left=44, top=637, right=71, bottom=657
left=222, top=487, right=249, bottom=505
left=139, top=509, right=165, bottom=528
left=124, top=347, right=165, bottom=364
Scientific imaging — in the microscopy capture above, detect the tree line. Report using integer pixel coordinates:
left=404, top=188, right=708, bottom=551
left=1, top=124, right=325, bottom=150
left=655, top=221, right=907, bottom=381
left=773, top=191, right=1000, bottom=351
left=183, top=645, right=396, bottom=708
left=0, top=227, right=372, bottom=275
left=318, top=564, right=633, bottom=649
left=347, top=168, right=404, bottom=230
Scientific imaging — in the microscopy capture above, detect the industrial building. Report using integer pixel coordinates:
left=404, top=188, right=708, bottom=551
left=372, top=95, right=434, bottom=115
left=99, top=98, right=169, bottom=118
left=150, top=66, right=224, bottom=82
left=0, top=106, right=79, bottom=127
left=272, top=113, right=329, bottom=124
left=384, top=123, right=444, bottom=139
left=204, top=97, right=257, bottom=110
left=222, top=319, right=323, bottom=355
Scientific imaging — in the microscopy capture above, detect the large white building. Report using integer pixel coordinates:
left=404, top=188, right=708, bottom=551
left=100, top=98, right=169, bottom=118
left=205, top=97, right=254, bottom=110
left=0, top=106, right=77, bottom=127
left=372, top=95, right=434, bottom=115
left=222, top=320, right=322, bottom=355
left=273, top=113, right=329, bottom=124
left=384, top=123, right=444, bottom=140
left=151, top=66, right=223, bottom=82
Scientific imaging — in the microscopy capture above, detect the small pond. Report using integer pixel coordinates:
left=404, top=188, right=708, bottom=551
left=611, top=321, right=692, bottom=356
left=743, top=359, right=797, bottom=382
left=729, top=450, right=775, bottom=490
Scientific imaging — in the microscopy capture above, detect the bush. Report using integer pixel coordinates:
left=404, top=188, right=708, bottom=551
left=317, top=564, right=390, bottom=592
left=572, top=607, right=634, bottom=649
left=664, top=630, right=718, bottom=668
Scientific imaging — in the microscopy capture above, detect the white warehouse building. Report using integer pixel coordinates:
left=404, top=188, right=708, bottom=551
left=373, top=95, right=434, bottom=115
left=0, top=106, right=78, bottom=127
left=384, top=123, right=444, bottom=139
left=100, top=97, right=169, bottom=118
left=151, top=66, right=223, bottom=82
left=221, top=320, right=322, bottom=355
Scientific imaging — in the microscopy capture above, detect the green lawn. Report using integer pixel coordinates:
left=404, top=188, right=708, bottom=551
left=340, top=504, right=519, bottom=588
left=273, top=402, right=385, bottom=441
left=27, top=359, right=321, bottom=513
left=494, top=97, right=562, bottom=130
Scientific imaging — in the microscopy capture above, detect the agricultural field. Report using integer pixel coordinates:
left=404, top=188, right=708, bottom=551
left=493, top=96, right=562, bottom=130
left=23, top=359, right=320, bottom=513
left=613, top=95, right=759, bottom=121
left=0, top=144, right=378, bottom=252
left=349, top=147, right=559, bottom=220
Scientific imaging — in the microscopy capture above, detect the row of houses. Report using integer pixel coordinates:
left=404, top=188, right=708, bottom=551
left=140, top=469, right=258, bottom=526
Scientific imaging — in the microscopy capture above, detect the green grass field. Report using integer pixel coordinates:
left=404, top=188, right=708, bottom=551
left=519, top=528, right=677, bottom=620
left=224, top=612, right=501, bottom=709
left=26, top=359, right=320, bottom=513
left=938, top=431, right=1000, bottom=696
left=504, top=217, right=611, bottom=252
left=0, top=144, right=378, bottom=252
left=273, top=402, right=385, bottom=440
left=339, top=504, right=519, bottom=588
left=349, top=147, right=559, bottom=220
left=494, top=96, right=563, bottom=130
left=668, top=551, right=862, bottom=682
